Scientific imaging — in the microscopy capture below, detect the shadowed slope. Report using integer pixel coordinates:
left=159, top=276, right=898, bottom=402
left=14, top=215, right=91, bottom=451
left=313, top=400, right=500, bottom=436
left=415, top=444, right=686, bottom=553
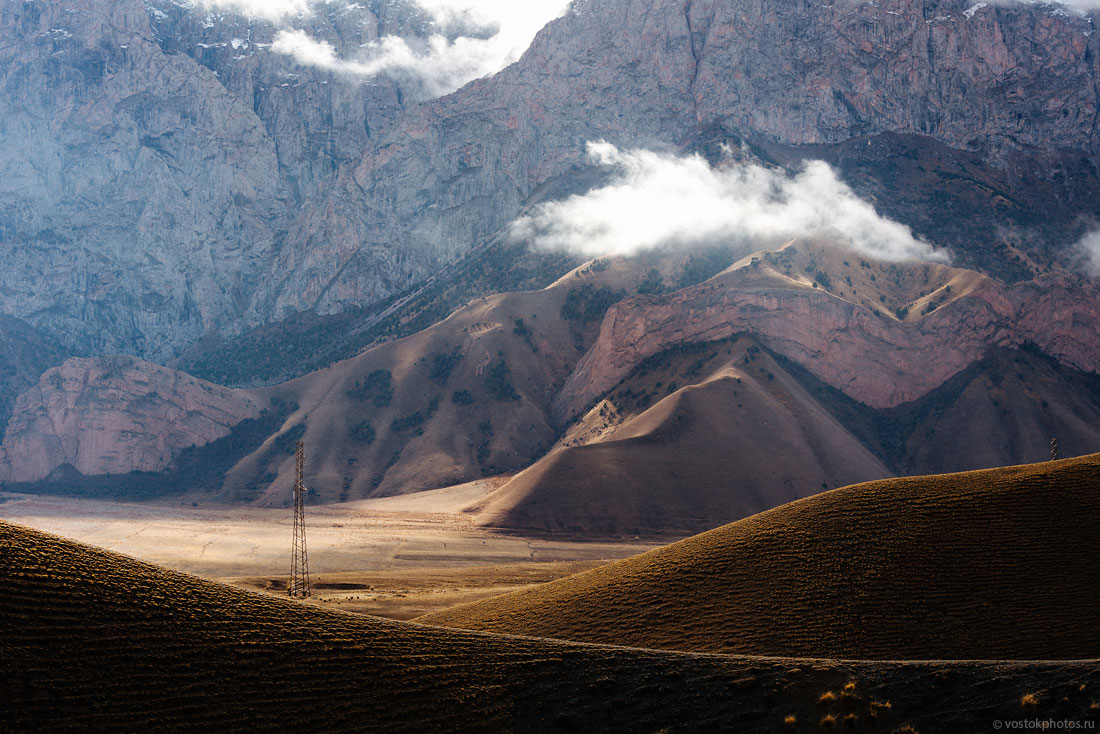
left=3, top=522, right=1099, bottom=732
left=424, top=455, right=1100, bottom=660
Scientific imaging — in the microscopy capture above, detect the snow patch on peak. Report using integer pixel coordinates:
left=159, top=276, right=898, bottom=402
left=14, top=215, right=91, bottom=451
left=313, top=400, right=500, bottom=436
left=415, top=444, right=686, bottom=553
left=963, top=2, right=988, bottom=18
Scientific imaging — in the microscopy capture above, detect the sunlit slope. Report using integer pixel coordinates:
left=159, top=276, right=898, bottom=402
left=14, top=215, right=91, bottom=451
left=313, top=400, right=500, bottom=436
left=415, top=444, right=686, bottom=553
left=424, top=455, right=1100, bottom=660
left=470, top=337, right=889, bottom=535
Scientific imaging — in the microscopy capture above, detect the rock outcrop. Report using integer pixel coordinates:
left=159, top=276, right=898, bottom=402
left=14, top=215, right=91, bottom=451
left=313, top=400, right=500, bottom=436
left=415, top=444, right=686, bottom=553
left=0, top=357, right=261, bottom=483
left=0, top=316, right=69, bottom=444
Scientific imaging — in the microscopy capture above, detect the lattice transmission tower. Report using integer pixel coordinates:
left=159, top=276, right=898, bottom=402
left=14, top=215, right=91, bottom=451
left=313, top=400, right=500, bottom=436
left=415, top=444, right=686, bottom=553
left=289, top=440, right=311, bottom=598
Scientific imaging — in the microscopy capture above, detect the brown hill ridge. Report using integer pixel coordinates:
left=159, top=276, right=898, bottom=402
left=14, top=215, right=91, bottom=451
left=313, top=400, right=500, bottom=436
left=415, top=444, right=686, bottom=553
left=468, top=335, right=889, bottom=536
left=423, top=454, right=1100, bottom=661
left=4, top=521, right=1100, bottom=733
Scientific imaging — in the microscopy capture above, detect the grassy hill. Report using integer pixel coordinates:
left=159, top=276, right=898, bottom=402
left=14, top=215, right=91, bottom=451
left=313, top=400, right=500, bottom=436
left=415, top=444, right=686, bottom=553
left=4, top=521, right=1100, bottom=732
left=423, top=455, right=1100, bottom=661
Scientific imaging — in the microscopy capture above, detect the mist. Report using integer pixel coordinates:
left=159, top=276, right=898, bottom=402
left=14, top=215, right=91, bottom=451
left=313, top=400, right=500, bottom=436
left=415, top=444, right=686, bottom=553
left=1079, top=230, right=1100, bottom=275
left=263, top=0, right=571, bottom=98
left=510, top=142, right=951, bottom=264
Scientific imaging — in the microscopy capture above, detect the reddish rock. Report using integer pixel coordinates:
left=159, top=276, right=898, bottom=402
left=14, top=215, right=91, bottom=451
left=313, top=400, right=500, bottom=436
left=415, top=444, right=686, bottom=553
left=0, top=357, right=261, bottom=483
left=555, top=256, right=1100, bottom=419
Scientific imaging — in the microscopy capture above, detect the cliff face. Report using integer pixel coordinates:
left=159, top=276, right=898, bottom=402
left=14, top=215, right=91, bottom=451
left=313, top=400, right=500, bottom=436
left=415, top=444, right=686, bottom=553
left=0, top=357, right=261, bottom=483
left=295, top=0, right=1099, bottom=318
left=0, top=317, right=69, bottom=444
left=0, top=0, right=424, bottom=359
left=1, top=0, right=1096, bottom=360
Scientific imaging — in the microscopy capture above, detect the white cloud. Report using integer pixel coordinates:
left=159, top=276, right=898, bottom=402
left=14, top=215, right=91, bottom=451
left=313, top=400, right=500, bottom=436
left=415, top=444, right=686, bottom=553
left=510, top=142, right=951, bottom=264
left=1078, top=230, right=1100, bottom=275
left=267, top=0, right=571, bottom=97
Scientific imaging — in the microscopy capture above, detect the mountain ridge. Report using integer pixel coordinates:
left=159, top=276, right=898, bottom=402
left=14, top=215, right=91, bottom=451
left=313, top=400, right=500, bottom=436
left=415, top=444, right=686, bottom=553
left=1, top=0, right=1097, bottom=358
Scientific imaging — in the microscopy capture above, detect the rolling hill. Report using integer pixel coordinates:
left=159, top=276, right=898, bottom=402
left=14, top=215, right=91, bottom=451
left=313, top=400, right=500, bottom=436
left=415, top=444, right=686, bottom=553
left=4, top=521, right=1100, bottom=732
left=422, top=454, right=1100, bottom=661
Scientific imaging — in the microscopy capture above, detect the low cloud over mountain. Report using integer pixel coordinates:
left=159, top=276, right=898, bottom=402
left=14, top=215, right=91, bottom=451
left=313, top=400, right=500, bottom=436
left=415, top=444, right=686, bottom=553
left=512, top=142, right=950, bottom=264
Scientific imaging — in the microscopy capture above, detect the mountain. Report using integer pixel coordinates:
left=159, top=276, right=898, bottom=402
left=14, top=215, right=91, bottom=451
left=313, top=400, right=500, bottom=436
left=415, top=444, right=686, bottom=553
left=468, top=335, right=890, bottom=536
left=222, top=253, right=678, bottom=503
left=420, top=454, right=1100, bottom=660
left=0, top=316, right=68, bottom=444
left=8, top=242, right=1100, bottom=533
left=0, top=0, right=429, bottom=359
left=0, top=356, right=262, bottom=483
left=1, top=0, right=1097, bottom=360
left=311, top=0, right=1100, bottom=318
left=6, top=520, right=1099, bottom=733
left=821, top=345, right=1100, bottom=475
left=556, top=240, right=1100, bottom=418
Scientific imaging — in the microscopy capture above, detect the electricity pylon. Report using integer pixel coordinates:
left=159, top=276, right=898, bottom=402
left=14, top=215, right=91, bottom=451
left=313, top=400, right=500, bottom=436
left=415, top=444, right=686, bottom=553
left=289, top=441, right=311, bottom=598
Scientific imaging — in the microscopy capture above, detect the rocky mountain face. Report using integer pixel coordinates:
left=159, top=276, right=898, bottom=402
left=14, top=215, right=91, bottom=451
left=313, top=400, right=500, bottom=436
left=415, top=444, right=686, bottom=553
left=0, top=356, right=261, bottom=482
left=0, top=316, right=69, bottom=444
left=1, top=0, right=1097, bottom=361
left=0, top=0, right=426, bottom=359
left=302, top=0, right=1100, bottom=319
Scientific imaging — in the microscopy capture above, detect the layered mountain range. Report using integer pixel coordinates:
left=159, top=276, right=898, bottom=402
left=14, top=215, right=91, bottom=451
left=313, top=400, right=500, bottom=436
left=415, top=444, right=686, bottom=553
left=1, top=0, right=1098, bottom=361
left=7, top=241, right=1100, bottom=535
left=2, top=0, right=1100, bottom=535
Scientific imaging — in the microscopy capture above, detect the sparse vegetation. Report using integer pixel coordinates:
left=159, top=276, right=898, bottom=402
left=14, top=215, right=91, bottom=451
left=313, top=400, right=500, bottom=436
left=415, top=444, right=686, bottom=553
left=349, top=420, right=376, bottom=445
left=429, top=351, right=463, bottom=385
left=348, top=369, right=394, bottom=407
left=390, top=412, right=425, bottom=435
left=677, top=247, right=739, bottom=289
left=484, top=360, right=520, bottom=401
left=637, top=268, right=667, bottom=295
left=561, top=284, right=627, bottom=323
left=512, top=319, right=538, bottom=352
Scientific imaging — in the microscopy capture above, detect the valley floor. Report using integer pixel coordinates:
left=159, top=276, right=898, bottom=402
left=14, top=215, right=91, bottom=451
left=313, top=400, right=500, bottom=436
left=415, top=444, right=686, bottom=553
left=0, top=479, right=657, bottom=619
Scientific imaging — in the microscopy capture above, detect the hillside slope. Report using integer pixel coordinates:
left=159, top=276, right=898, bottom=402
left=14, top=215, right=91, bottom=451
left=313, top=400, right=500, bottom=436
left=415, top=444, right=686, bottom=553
left=4, top=522, right=1100, bottom=733
left=223, top=255, right=691, bottom=502
left=470, top=336, right=890, bottom=536
left=422, top=455, right=1100, bottom=660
